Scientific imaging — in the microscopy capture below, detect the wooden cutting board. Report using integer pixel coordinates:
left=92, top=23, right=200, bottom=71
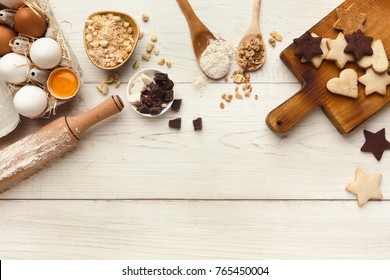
left=266, top=0, right=390, bottom=134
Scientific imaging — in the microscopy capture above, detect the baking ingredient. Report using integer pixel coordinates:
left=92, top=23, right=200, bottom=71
left=193, top=117, right=202, bottom=131
left=171, top=99, right=182, bottom=112
left=268, top=37, right=276, bottom=47
left=47, top=68, right=80, bottom=100
left=133, top=61, right=140, bottom=69
left=30, top=38, right=62, bottom=69
left=199, top=38, right=233, bottom=79
left=142, top=12, right=149, bottom=22
left=128, top=73, right=154, bottom=105
left=14, top=7, right=47, bottom=38
left=85, top=13, right=135, bottom=69
left=13, top=85, right=47, bottom=118
left=151, top=34, right=158, bottom=42
left=0, top=25, right=17, bottom=56
left=141, top=53, right=151, bottom=61
left=0, top=52, right=29, bottom=84
left=238, top=33, right=266, bottom=70
left=157, top=58, right=165, bottom=65
left=135, top=72, right=174, bottom=115
left=169, top=118, right=181, bottom=129
left=97, top=82, right=108, bottom=95
left=0, top=0, right=24, bottom=8
left=360, top=128, right=390, bottom=161
left=270, top=31, right=283, bottom=42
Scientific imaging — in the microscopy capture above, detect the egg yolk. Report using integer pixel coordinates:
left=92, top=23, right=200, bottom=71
left=49, top=69, right=79, bottom=98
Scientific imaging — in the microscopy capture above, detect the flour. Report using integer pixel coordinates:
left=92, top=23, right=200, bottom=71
left=199, top=38, right=234, bottom=80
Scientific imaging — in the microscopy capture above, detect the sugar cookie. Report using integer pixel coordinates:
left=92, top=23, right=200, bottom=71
left=357, top=40, right=389, bottom=73
left=326, top=32, right=354, bottom=69
left=358, top=68, right=390, bottom=96
left=333, top=3, right=367, bottom=34
left=345, top=168, right=382, bottom=207
left=301, top=33, right=329, bottom=68
left=326, top=68, right=358, bottom=98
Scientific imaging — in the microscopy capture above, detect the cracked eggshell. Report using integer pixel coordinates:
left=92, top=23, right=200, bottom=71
left=0, top=0, right=24, bottom=8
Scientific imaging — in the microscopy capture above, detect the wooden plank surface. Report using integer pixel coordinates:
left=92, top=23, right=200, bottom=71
left=2, top=0, right=390, bottom=259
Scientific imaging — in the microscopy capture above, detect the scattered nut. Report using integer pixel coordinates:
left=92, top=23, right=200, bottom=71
left=157, top=58, right=165, bottom=65
left=105, top=73, right=116, bottom=84
left=268, top=37, right=276, bottom=47
left=151, top=34, right=158, bottom=42
left=146, top=41, right=154, bottom=53
left=114, top=80, right=121, bottom=88
left=165, top=60, right=172, bottom=68
left=139, top=31, right=144, bottom=39
left=153, top=48, right=160, bottom=56
left=237, top=33, right=265, bottom=70
left=270, top=31, right=283, bottom=42
left=235, top=92, right=243, bottom=100
left=133, top=61, right=140, bottom=69
left=97, top=82, right=108, bottom=94
left=141, top=53, right=151, bottom=61
left=142, top=12, right=149, bottom=22
left=220, top=102, right=225, bottom=109
left=255, top=94, right=259, bottom=100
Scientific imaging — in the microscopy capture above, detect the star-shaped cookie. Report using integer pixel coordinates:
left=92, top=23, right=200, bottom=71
left=358, top=68, right=390, bottom=96
left=326, top=32, right=354, bottom=69
left=333, top=3, right=367, bottom=34
left=344, top=29, right=373, bottom=61
left=293, top=31, right=323, bottom=61
left=357, top=40, right=389, bottom=73
left=301, top=33, right=329, bottom=68
left=361, top=128, right=390, bottom=161
left=346, top=168, right=383, bottom=207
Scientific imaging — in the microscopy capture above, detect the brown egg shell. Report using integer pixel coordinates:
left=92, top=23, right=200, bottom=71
left=0, top=24, right=17, bottom=56
left=14, top=7, right=47, bottom=38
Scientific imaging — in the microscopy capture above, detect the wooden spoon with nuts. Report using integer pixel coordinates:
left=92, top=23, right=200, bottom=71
left=237, top=0, right=266, bottom=71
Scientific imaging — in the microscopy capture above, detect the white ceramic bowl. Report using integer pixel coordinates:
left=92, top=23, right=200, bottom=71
left=126, top=68, right=175, bottom=117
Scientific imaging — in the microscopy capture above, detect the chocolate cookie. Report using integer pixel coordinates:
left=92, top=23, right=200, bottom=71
left=293, top=31, right=323, bottom=61
left=344, top=29, right=373, bottom=61
left=361, top=128, right=390, bottom=161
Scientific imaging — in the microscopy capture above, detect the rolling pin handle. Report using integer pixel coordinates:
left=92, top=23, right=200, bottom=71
left=266, top=88, right=317, bottom=134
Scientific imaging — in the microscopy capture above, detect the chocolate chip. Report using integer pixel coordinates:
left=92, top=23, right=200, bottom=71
left=171, top=99, right=182, bottom=112
left=141, top=94, right=153, bottom=106
left=169, top=118, right=181, bottom=129
left=193, top=117, right=203, bottom=131
left=138, top=104, right=150, bottom=114
left=164, top=90, right=174, bottom=102
left=150, top=106, right=163, bottom=115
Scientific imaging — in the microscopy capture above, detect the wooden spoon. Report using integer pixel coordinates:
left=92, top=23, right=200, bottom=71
left=237, top=0, right=265, bottom=71
left=176, top=0, right=216, bottom=61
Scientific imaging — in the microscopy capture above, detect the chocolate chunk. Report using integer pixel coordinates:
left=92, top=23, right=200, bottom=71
left=164, top=90, right=174, bottom=102
left=169, top=118, right=181, bottom=129
left=138, top=104, right=150, bottom=114
left=361, top=128, right=390, bottom=161
left=293, top=31, right=323, bottom=61
left=344, top=29, right=373, bottom=60
left=150, top=106, right=163, bottom=115
left=141, top=94, right=153, bottom=107
left=193, top=117, right=203, bottom=131
left=171, top=99, right=182, bottom=112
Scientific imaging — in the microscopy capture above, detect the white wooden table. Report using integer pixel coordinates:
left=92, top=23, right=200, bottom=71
left=1, top=0, right=390, bottom=259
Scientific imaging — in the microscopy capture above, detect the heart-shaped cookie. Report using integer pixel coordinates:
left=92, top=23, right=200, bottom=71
left=326, top=68, right=358, bottom=98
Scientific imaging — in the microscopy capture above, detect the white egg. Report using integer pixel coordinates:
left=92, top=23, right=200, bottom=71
left=0, top=53, right=29, bottom=84
left=13, top=85, right=48, bottom=118
left=0, top=0, right=24, bottom=8
left=30, top=38, right=62, bottom=69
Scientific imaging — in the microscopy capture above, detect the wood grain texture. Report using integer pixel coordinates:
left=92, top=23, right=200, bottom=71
left=267, top=0, right=390, bottom=134
left=2, top=0, right=390, bottom=259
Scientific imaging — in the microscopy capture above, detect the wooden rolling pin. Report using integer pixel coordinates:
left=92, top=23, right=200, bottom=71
left=0, top=95, right=124, bottom=193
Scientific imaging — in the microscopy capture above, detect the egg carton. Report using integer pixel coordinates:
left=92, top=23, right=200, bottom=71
left=0, top=0, right=83, bottom=137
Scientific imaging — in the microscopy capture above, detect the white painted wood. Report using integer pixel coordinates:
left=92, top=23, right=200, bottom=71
left=1, top=0, right=390, bottom=259
left=1, top=200, right=390, bottom=259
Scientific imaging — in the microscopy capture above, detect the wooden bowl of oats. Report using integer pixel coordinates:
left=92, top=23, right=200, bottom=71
left=83, top=11, right=139, bottom=70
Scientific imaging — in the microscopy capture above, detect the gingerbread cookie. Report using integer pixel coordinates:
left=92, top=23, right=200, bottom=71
left=357, top=40, right=389, bottom=73
left=358, top=68, right=390, bottom=96
left=301, top=33, right=329, bottom=68
left=333, top=3, right=367, bottom=34
left=361, top=128, right=390, bottom=161
left=293, top=31, right=323, bottom=61
left=345, top=168, right=383, bottom=207
left=326, top=32, right=354, bottom=69
left=344, top=29, right=373, bottom=61
left=326, top=68, right=358, bottom=98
